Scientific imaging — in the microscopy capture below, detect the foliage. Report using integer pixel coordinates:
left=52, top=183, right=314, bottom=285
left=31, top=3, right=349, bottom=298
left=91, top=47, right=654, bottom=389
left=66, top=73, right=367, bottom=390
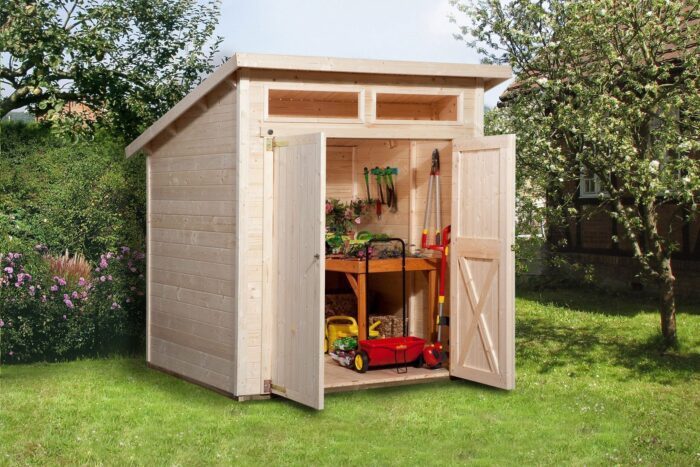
left=0, top=122, right=146, bottom=260
left=0, top=247, right=146, bottom=363
left=452, top=0, right=700, bottom=345
left=0, top=0, right=222, bottom=139
left=1, top=289, right=699, bottom=464
left=325, top=198, right=373, bottom=235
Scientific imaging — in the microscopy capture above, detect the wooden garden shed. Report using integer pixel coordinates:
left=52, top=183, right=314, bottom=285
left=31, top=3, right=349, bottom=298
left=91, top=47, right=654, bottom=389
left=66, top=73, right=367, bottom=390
left=126, top=53, right=516, bottom=410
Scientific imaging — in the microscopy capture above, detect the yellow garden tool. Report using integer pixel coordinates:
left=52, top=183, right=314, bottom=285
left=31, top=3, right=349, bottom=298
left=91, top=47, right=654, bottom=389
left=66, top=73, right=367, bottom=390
left=324, top=316, right=381, bottom=353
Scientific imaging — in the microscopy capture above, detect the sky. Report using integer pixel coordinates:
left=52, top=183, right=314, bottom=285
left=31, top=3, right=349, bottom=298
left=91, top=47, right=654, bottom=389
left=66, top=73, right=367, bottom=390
left=214, top=0, right=511, bottom=107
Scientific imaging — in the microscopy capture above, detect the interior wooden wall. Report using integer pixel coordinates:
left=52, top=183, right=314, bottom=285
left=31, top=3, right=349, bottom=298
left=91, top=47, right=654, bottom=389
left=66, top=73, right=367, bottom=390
left=147, top=80, right=238, bottom=394
left=324, top=138, right=453, bottom=337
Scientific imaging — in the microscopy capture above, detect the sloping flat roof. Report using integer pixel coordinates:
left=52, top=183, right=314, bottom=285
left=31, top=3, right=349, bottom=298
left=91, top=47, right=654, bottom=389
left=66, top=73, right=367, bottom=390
left=126, top=53, right=512, bottom=157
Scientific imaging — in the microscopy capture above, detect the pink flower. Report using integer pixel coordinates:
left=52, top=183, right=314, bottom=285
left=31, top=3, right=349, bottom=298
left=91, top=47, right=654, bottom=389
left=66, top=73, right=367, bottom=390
left=71, top=291, right=79, bottom=299
left=99, top=258, right=108, bottom=269
left=63, top=294, right=69, bottom=300
left=28, top=286, right=36, bottom=296
left=95, top=267, right=101, bottom=273
left=50, top=285, right=59, bottom=292
left=4, top=266, right=13, bottom=275
left=325, top=202, right=333, bottom=214
left=0, top=319, right=4, bottom=328
left=64, top=299, right=74, bottom=309
left=100, top=276, right=106, bottom=282
left=107, top=275, right=113, bottom=281
left=111, top=302, right=120, bottom=310
left=78, top=277, right=86, bottom=287
left=53, top=276, right=66, bottom=286
left=355, top=217, right=361, bottom=224
left=121, top=246, right=130, bottom=254
left=9, top=351, right=13, bottom=356
left=41, top=295, right=47, bottom=303
left=62, top=315, right=67, bottom=320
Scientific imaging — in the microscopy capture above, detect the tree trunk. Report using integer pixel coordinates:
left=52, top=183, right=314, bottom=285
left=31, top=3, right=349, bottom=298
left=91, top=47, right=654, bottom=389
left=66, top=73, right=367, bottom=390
left=658, top=258, right=677, bottom=348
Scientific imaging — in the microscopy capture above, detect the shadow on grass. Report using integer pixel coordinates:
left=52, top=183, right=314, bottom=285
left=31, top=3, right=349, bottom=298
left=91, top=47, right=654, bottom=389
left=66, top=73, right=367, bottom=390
left=517, top=311, right=700, bottom=385
left=518, top=287, right=700, bottom=317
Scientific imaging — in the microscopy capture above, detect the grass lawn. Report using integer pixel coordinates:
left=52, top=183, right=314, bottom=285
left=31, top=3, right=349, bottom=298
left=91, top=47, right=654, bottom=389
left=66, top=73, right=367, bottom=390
left=1, top=288, right=699, bottom=465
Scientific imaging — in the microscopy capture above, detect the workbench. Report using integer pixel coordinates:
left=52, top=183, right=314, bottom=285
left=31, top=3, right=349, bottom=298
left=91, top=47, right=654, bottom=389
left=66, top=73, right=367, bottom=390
left=325, top=257, right=439, bottom=340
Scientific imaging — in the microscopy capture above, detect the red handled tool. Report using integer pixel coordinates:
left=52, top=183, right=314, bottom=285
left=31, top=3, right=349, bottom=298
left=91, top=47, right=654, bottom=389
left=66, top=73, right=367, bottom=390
left=422, top=224, right=450, bottom=369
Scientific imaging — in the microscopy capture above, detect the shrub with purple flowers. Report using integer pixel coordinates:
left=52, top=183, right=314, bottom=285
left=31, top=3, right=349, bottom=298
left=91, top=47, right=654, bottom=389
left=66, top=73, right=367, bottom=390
left=0, top=247, right=146, bottom=363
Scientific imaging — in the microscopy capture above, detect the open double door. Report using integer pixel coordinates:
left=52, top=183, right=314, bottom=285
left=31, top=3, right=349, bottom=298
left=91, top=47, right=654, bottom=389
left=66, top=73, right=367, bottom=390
left=269, top=133, right=515, bottom=410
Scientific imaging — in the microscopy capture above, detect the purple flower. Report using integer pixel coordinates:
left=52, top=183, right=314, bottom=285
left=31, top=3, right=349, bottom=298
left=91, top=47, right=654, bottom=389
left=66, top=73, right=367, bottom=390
left=50, top=285, right=59, bottom=292
left=107, top=275, right=113, bottom=281
left=95, top=267, right=101, bottom=273
left=130, top=267, right=137, bottom=273
left=41, top=295, right=47, bottom=303
left=100, top=276, right=106, bottom=282
left=63, top=294, right=69, bottom=300
left=0, top=319, right=4, bottom=328
left=78, top=277, right=86, bottom=287
left=53, top=276, right=66, bottom=286
left=62, top=314, right=67, bottom=320
left=4, top=266, right=13, bottom=275
left=28, top=286, right=36, bottom=296
left=111, top=302, right=120, bottom=310
left=9, top=351, right=13, bottom=356
left=99, top=258, right=108, bottom=269
left=64, top=299, right=74, bottom=309
left=71, top=291, right=79, bottom=299
left=121, top=246, right=130, bottom=254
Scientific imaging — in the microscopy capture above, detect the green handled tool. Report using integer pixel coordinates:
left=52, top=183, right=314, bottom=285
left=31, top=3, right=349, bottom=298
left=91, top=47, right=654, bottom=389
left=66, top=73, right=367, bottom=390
left=363, top=167, right=371, bottom=202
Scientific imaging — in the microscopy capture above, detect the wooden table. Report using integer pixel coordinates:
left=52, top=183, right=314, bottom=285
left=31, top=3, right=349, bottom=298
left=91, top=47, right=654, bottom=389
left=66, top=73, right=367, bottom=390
left=325, top=257, right=439, bottom=340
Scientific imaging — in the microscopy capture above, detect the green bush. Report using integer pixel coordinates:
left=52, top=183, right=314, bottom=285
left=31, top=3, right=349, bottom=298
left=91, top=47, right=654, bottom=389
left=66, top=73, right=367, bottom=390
left=0, top=248, right=146, bottom=363
left=0, top=121, right=147, bottom=362
left=0, top=122, right=146, bottom=260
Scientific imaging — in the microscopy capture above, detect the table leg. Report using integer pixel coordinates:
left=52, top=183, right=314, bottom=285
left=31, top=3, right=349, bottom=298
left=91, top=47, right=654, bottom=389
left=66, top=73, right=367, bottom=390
left=357, top=273, right=367, bottom=340
left=427, top=269, right=437, bottom=340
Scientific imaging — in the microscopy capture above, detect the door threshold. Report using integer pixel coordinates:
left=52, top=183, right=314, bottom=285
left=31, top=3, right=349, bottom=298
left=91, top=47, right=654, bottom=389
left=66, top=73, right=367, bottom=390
left=324, top=355, right=450, bottom=393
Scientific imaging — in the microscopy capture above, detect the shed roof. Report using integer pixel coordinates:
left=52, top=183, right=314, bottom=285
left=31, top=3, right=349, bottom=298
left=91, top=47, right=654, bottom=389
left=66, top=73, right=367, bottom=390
left=125, top=53, right=512, bottom=157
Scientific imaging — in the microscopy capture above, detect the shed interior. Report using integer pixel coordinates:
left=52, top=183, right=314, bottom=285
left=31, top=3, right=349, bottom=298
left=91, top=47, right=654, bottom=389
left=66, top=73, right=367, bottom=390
left=322, top=137, right=454, bottom=390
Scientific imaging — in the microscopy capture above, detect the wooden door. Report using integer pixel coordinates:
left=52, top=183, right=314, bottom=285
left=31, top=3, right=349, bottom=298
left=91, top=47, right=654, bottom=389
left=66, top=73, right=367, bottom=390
left=449, top=135, right=515, bottom=390
left=270, top=133, right=326, bottom=409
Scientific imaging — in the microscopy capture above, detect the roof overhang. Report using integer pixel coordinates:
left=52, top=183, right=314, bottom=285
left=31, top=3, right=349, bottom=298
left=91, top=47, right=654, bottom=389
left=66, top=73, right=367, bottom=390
left=125, top=53, right=512, bottom=157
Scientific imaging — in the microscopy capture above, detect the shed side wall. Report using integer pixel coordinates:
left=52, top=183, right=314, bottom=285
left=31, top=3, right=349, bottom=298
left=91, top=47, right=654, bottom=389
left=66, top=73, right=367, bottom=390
left=147, top=80, right=238, bottom=393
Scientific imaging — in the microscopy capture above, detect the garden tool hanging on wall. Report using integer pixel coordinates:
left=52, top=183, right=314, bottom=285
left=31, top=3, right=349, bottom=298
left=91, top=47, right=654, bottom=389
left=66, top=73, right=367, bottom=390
left=363, top=167, right=372, bottom=203
left=421, top=149, right=443, bottom=248
left=385, top=167, right=398, bottom=212
left=372, top=167, right=384, bottom=219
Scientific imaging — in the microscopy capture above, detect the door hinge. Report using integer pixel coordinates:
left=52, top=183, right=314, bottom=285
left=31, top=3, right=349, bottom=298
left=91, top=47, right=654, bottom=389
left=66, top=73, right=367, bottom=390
left=264, top=137, right=273, bottom=152
left=273, top=140, right=289, bottom=148
left=270, top=382, right=286, bottom=394
left=263, top=379, right=272, bottom=393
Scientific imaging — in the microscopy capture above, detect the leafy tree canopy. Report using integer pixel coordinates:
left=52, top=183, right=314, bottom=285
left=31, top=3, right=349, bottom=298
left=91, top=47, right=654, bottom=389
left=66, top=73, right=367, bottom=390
left=0, top=0, right=222, bottom=139
left=452, top=0, right=700, bottom=346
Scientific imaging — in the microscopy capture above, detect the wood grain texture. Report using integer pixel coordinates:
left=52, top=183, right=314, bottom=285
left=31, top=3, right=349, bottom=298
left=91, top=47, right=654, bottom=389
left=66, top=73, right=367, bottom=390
left=270, top=133, right=325, bottom=410
left=449, top=135, right=515, bottom=390
left=147, top=80, right=237, bottom=393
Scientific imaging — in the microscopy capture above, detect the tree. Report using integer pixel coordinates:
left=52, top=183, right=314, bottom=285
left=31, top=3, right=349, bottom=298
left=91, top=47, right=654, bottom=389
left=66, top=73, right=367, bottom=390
left=0, top=0, right=222, bottom=138
left=451, top=0, right=700, bottom=346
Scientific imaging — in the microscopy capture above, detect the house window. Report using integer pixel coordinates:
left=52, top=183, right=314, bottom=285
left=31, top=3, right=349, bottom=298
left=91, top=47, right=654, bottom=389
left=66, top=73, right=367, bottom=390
left=579, top=168, right=602, bottom=198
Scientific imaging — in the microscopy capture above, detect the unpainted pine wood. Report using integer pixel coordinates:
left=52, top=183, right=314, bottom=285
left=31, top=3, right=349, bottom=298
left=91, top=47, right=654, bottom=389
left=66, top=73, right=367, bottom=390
left=147, top=79, right=238, bottom=395
left=449, top=134, right=515, bottom=390
left=270, top=133, right=325, bottom=410
left=323, top=355, right=449, bottom=391
left=326, top=146, right=355, bottom=200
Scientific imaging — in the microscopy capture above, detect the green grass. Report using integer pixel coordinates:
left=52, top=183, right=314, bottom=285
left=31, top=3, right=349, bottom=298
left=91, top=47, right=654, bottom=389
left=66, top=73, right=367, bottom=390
left=1, top=289, right=699, bottom=466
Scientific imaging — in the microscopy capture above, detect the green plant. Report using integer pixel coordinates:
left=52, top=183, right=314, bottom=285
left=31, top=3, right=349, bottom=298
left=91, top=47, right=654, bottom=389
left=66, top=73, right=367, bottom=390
left=325, top=198, right=373, bottom=235
left=0, top=246, right=146, bottom=363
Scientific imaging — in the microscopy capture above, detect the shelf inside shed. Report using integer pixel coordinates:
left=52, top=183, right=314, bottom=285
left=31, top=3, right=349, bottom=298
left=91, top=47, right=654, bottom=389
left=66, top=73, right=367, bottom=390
left=375, top=93, right=458, bottom=121
left=267, top=89, right=360, bottom=119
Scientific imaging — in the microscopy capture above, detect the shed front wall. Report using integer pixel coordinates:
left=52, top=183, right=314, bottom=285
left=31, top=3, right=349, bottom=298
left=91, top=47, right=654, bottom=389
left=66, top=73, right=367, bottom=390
left=147, top=80, right=238, bottom=394
left=235, top=68, right=486, bottom=397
